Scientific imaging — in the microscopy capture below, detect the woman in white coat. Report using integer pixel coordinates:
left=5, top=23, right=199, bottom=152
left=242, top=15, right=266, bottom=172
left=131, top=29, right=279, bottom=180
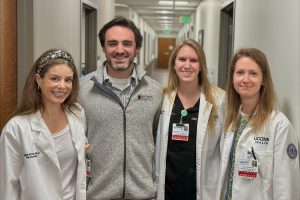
left=0, top=49, right=87, bottom=200
left=217, top=48, right=300, bottom=200
left=155, top=39, right=225, bottom=200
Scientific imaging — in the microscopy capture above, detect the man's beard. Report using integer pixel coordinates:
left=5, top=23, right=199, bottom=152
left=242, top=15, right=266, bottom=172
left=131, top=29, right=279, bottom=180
left=107, top=56, right=135, bottom=72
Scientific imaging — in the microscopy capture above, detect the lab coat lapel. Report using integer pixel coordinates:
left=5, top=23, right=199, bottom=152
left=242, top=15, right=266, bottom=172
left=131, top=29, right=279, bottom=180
left=236, top=126, right=252, bottom=148
left=66, top=112, right=82, bottom=153
left=218, top=129, right=234, bottom=194
left=223, top=130, right=234, bottom=162
left=235, top=105, right=252, bottom=145
left=160, top=91, right=176, bottom=148
left=196, top=92, right=212, bottom=141
left=222, top=123, right=252, bottom=164
left=31, top=111, right=60, bottom=169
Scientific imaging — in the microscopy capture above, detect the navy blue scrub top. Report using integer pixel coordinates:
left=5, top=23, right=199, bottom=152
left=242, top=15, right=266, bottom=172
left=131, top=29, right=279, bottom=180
left=165, top=94, right=200, bottom=200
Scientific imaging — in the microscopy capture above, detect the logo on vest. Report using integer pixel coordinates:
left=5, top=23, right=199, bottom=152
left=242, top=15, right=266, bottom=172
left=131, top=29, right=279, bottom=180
left=137, top=95, right=153, bottom=101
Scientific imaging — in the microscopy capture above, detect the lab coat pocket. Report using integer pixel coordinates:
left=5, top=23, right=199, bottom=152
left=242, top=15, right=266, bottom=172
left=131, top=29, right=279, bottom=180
left=201, top=185, right=218, bottom=200
left=206, top=125, right=222, bottom=152
left=255, top=151, right=273, bottom=179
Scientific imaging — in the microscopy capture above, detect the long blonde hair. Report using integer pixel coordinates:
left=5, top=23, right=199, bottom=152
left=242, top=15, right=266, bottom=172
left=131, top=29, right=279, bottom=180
left=224, top=48, right=277, bottom=132
left=164, top=39, right=218, bottom=131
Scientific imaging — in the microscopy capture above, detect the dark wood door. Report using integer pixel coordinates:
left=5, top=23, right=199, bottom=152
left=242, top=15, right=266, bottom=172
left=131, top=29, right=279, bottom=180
left=0, top=0, right=17, bottom=130
left=158, top=38, right=176, bottom=68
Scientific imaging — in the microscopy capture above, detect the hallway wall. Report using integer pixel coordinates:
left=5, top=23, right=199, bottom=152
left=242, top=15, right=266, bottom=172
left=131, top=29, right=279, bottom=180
left=234, top=0, right=300, bottom=133
left=115, top=6, right=157, bottom=69
left=6, top=0, right=299, bottom=135
left=18, top=0, right=81, bottom=101
left=178, top=0, right=221, bottom=85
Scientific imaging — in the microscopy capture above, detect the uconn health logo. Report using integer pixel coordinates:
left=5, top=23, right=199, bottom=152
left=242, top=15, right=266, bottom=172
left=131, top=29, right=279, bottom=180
left=254, top=136, right=269, bottom=145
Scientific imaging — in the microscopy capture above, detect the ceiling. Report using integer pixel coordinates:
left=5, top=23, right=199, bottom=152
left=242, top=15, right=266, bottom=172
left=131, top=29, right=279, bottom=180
left=115, top=0, right=201, bottom=35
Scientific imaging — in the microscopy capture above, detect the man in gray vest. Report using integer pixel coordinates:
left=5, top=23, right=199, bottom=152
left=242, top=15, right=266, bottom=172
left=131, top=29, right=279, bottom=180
left=79, top=16, right=163, bottom=200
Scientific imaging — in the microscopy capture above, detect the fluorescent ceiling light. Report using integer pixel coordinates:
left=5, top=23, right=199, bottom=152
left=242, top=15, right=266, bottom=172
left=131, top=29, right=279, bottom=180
left=158, top=20, right=174, bottom=24
left=160, top=16, right=174, bottom=19
left=155, top=10, right=174, bottom=14
left=158, top=1, right=188, bottom=5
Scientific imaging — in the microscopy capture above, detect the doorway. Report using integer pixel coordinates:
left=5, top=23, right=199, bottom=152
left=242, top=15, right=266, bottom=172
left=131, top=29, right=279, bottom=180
left=157, top=38, right=176, bottom=69
left=0, top=0, right=17, bottom=129
left=81, top=3, right=97, bottom=75
left=218, top=2, right=234, bottom=89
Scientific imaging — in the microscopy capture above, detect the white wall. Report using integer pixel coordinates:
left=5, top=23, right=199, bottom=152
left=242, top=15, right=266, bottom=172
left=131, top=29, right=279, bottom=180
left=234, top=0, right=300, bottom=133
left=178, top=0, right=220, bottom=84
left=34, top=0, right=81, bottom=67
left=220, top=0, right=233, bottom=7
left=137, top=13, right=157, bottom=67
left=17, top=0, right=81, bottom=100
left=98, top=0, right=115, bottom=65
left=198, top=0, right=221, bottom=85
left=17, top=0, right=34, bottom=101
left=177, top=14, right=196, bottom=42
left=115, top=7, right=157, bottom=68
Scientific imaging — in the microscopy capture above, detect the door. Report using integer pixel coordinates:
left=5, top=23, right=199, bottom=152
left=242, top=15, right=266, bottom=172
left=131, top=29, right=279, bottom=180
left=1, top=0, right=17, bottom=130
left=218, top=2, right=234, bottom=89
left=81, top=3, right=97, bottom=75
left=158, top=38, right=176, bottom=69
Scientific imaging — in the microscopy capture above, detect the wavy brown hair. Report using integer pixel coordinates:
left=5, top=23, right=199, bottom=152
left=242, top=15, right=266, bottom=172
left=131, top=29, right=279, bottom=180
left=98, top=16, right=143, bottom=49
left=224, top=48, right=277, bottom=132
left=164, top=39, right=220, bottom=131
left=14, top=48, right=80, bottom=117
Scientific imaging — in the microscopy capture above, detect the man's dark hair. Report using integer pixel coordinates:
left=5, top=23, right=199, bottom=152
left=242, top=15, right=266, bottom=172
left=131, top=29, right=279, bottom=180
left=98, top=16, right=143, bottom=49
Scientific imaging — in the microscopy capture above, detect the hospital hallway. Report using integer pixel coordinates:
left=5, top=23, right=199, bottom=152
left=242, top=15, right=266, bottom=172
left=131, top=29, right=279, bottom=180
left=147, top=60, right=169, bottom=88
left=0, top=0, right=300, bottom=135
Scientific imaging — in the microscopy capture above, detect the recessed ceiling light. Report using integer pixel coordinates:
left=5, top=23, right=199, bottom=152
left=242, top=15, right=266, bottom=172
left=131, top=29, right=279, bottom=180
left=158, top=20, right=174, bottom=24
left=161, top=16, right=174, bottom=19
left=155, top=10, right=174, bottom=14
left=158, top=1, right=188, bottom=5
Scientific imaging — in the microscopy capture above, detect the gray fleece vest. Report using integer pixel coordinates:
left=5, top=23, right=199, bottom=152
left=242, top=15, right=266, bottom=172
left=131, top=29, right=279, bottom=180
left=79, top=63, right=163, bottom=200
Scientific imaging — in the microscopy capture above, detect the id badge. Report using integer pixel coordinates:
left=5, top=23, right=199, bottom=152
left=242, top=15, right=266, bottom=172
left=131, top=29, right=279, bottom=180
left=238, top=158, right=258, bottom=179
left=86, top=157, right=92, bottom=177
left=172, top=123, right=189, bottom=141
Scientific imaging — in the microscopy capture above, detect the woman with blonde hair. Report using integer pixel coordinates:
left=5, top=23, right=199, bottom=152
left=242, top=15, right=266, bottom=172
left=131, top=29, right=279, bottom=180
left=155, top=39, right=225, bottom=200
left=216, top=48, right=300, bottom=200
left=0, top=49, right=87, bottom=200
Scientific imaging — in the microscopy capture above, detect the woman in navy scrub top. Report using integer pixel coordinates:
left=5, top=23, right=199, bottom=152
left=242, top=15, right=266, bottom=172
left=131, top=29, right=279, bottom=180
left=155, top=39, right=225, bottom=200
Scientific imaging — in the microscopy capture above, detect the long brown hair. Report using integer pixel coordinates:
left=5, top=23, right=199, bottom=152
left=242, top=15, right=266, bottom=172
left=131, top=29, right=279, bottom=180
left=164, top=39, right=220, bottom=131
left=14, top=48, right=80, bottom=117
left=224, top=48, right=277, bottom=132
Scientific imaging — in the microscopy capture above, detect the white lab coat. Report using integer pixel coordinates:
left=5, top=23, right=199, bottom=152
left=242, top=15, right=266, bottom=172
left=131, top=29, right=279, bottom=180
left=216, top=110, right=300, bottom=200
left=0, top=108, right=87, bottom=200
left=155, top=88, right=225, bottom=200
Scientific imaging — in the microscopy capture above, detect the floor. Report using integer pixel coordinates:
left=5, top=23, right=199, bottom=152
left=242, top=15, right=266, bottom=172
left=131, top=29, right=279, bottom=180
left=146, top=59, right=169, bottom=88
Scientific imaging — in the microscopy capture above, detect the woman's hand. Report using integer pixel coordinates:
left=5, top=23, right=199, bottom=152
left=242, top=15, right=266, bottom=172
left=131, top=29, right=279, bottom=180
left=84, top=144, right=91, bottom=153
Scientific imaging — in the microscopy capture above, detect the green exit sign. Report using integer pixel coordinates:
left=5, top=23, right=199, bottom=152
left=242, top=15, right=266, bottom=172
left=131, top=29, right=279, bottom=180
left=163, top=29, right=172, bottom=34
left=180, top=16, right=191, bottom=24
